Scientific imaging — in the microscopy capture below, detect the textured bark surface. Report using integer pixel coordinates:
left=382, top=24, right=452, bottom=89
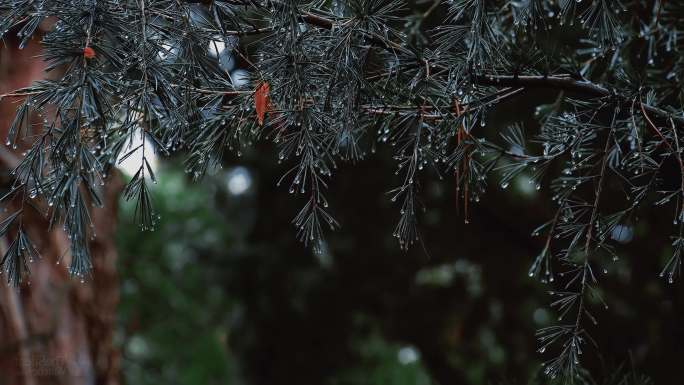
left=0, top=35, right=121, bottom=385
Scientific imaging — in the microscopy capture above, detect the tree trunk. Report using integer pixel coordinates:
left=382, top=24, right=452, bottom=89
left=0, top=33, right=121, bottom=385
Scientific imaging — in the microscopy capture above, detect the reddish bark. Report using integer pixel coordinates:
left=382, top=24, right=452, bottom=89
left=0, top=34, right=121, bottom=385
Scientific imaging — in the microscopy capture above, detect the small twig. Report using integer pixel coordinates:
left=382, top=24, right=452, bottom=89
left=0, top=91, right=41, bottom=101
left=171, top=84, right=250, bottom=96
left=422, top=0, right=442, bottom=19
left=639, top=96, right=675, bottom=153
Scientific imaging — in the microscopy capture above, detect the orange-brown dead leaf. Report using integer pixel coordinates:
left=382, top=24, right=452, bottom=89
left=255, top=82, right=270, bottom=126
left=83, top=46, right=96, bottom=59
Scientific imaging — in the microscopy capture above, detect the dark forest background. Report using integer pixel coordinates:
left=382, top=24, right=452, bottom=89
left=113, top=114, right=684, bottom=385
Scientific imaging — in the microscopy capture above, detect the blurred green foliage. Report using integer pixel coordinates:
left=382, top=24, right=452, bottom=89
left=116, top=166, right=438, bottom=385
left=117, top=169, right=240, bottom=385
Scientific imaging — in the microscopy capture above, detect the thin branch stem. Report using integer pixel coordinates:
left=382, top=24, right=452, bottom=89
left=476, top=75, right=684, bottom=127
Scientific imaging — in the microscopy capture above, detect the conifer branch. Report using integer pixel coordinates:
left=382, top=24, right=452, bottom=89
left=475, top=74, right=684, bottom=127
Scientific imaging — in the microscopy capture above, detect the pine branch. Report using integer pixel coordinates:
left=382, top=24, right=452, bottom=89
left=475, top=74, right=684, bottom=127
